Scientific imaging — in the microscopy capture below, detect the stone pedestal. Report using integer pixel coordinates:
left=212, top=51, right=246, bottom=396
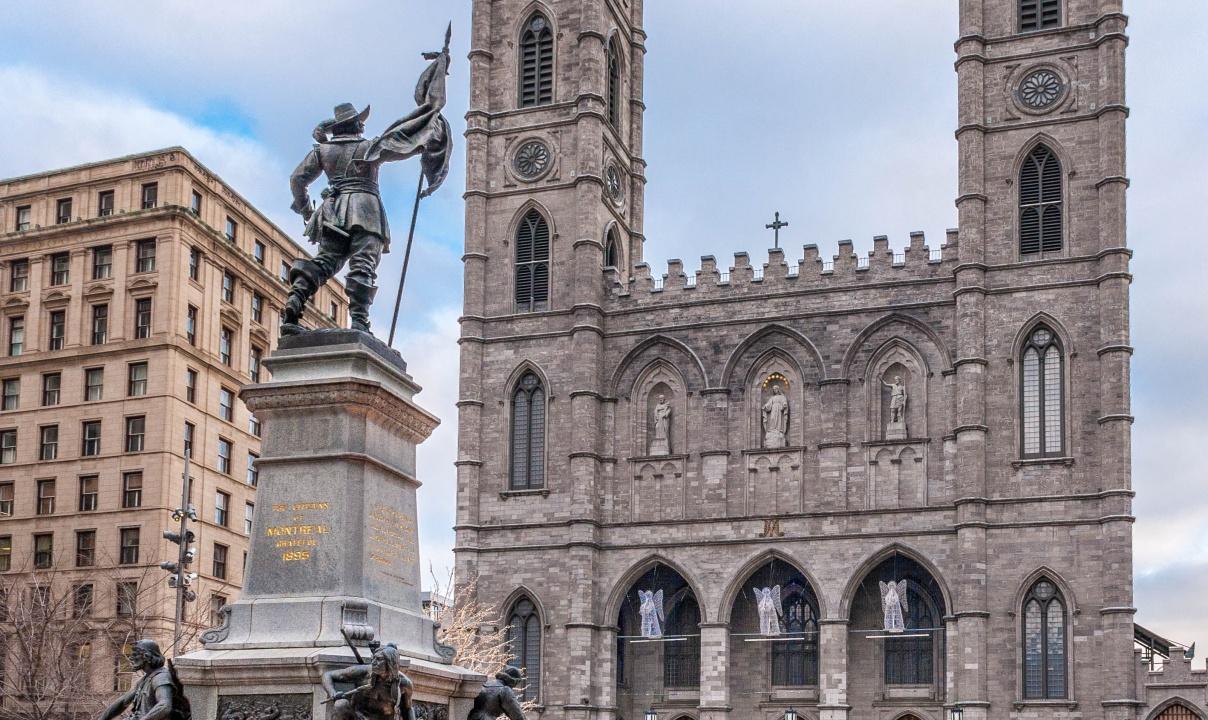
left=176, top=331, right=483, bottom=720
left=884, top=419, right=908, bottom=441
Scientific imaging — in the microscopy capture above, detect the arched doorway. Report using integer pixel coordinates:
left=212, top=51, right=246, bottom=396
left=1156, top=704, right=1201, bottom=720
left=848, top=552, right=947, bottom=705
left=616, top=564, right=701, bottom=719
left=727, top=557, right=821, bottom=712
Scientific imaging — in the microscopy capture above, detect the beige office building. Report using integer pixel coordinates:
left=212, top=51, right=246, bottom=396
left=0, top=147, right=345, bottom=699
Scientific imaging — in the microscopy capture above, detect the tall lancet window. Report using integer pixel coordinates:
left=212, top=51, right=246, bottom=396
left=515, top=209, right=551, bottom=312
left=506, top=597, right=542, bottom=701
left=1019, top=0, right=1062, bottom=32
left=1020, top=325, right=1064, bottom=458
left=1019, top=144, right=1063, bottom=256
left=519, top=13, right=554, bottom=107
left=607, top=38, right=622, bottom=127
left=1022, top=578, right=1067, bottom=699
left=510, top=372, right=546, bottom=490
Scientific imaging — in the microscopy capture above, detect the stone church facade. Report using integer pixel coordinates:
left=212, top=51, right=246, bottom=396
left=454, top=1, right=1194, bottom=719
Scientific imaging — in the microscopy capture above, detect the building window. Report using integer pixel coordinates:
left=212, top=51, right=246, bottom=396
left=36, top=479, right=56, bottom=514
left=134, top=298, right=153, bottom=339
left=220, top=326, right=233, bottom=365
left=98, top=190, right=114, bottom=217
left=251, top=293, right=264, bottom=324
left=279, top=260, right=290, bottom=283
left=506, top=598, right=542, bottom=701
left=122, top=471, right=143, bottom=508
left=56, top=198, right=73, bottom=224
left=772, top=585, right=820, bottom=686
left=48, top=310, right=66, bottom=350
left=1021, top=325, right=1064, bottom=458
left=184, top=421, right=195, bottom=459
left=189, top=247, right=202, bottom=282
left=1019, top=144, right=1063, bottom=256
left=127, top=362, right=148, bottom=396
left=191, top=189, right=202, bottom=214
left=217, top=438, right=232, bottom=475
left=210, top=594, right=227, bottom=627
left=34, top=533, right=54, bottom=569
left=0, top=535, right=10, bottom=571
left=185, top=368, right=198, bottom=404
left=125, top=416, right=146, bottom=453
left=253, top=239, right=266, bottom=264
left=76, top=530, right=96, bottom=567
left=248, top=414, right=261, bottom=437
left=219, top=386, right=234, bottom=422
left=9, top=316, right=25, bottom=356
left=50, top=252, right=70, bottom=285
left=607, top=38, right=621, bottom=127
left=247, top=452, right=259, bottom=487
left=116, top=580, right=137, bottom=616
left=329, top=300, right=338, bottom=321
left=85, top=367, right=104, bottom=401
left=212, top=543, right=228, bottom=579
left=224, top=217, right=238, bottom=243
left=73, top=583, right=93, bottom=616
left=215, top=490, right=230, bottom=526
left=91, top=304, right=108, bottom=344
left=249, top=346, right=263, bottom=383
left=135, top=239, right=156, bottom=273
left=604, top=229, right=621, bottom=268
left=0, top=431, right=15, bottom=465
left=1022, top=578, right=1067, bottom=698
left=92, top=245, right=113, bottom=279
left=884, top=582, right=936, bottom=685
left=81, top=421, right=102, bottom=457
left=509, top=372, right=546, bottom=490
left=10, top=259, right=29, bottom=292
left=42, top=373, right=60, bottom=406
left=79, top=475, right=98, bottom=512
left=244, top=502, right=255, bottom=534
left=519, top=13, right=554, bottom=107
left=39, top=425, right=59, bottom=461
left=664, top=596, right=702, bottom=688
left=514, top=210, right=551, bottom=312
left=222, top=270, right=236, bottom=303
left=118, top=527, right=140, bottom=565
left=1019, top=0, right=1061, bottom=31
left=15, top=206, right=31, bottom=231
left=2, top=379, right=18, bottom=410
left=140, top=182, right=158, bottom=210
left=186, top=304, right=198, bottom=345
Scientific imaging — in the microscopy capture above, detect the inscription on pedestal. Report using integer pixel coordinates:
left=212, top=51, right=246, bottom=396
left=367, top=502, right=416, bottom=583
left=266, top=501, right=333, bottom=563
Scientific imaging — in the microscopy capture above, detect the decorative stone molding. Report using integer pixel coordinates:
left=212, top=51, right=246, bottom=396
left=199, top=604, right=232, bottom=645
left=242, top=379, right=439, bottom=445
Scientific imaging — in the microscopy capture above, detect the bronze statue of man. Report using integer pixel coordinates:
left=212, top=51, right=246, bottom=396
left=282, top=30, right=453, bottom=336
left=466, top=666, right=527, bottom=720
left=97, top=640, right=190, bottom=720
left=321, top=644, right=416, bottom=720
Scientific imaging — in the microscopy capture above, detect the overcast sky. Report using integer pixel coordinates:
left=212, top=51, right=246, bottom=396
left=1, top=1, right=1203, bottom=663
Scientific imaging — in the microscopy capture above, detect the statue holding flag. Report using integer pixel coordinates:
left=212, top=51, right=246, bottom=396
left=282, top=25, right=454, bottom=338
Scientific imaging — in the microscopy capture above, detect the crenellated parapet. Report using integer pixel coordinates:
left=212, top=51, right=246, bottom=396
left=608, top=230, right=959, bottom=304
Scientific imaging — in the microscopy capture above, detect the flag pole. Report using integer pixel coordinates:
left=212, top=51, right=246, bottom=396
left=388, top=170, right=426, bottom=347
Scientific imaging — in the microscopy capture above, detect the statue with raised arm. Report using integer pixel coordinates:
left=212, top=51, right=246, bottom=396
left=282, top=26, right=453, bottom=337
left=97, top=640, right=190, bottom=720
left=321, top=644, right=415, bottom=720
left=883, top=374, right=907, bottom=424
left=466, top=666, right=527, bottom=720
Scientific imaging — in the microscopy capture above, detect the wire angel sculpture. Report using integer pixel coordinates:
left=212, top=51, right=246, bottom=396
left=879, top=580, right=909, bottom=632
left=638, top=589, right=664, bottom=639
left=754, top=585, right=783, bottom=636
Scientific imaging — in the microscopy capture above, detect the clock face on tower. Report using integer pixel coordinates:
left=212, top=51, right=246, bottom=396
left=605, top=162, right=624, bottom=204
left=512, top=139, right=552, bottom=181
left=1016, top=68, right=1066, bottom=112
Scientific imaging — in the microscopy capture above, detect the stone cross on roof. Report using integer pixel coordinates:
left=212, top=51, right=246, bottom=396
left=765, top=211, right=789, bottom=249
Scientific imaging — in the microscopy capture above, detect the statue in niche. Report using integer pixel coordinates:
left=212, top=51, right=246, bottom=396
left=879, top=580, right=909, bottom=633
left=762, top=384, right=789, bottom=449
left=881, top=372, right=909, bottom=440
left=638, top=589, right=664, bottom=638
left=753, top=585, right=783, bottom=636
left=649, top=394, right=672, bottom=455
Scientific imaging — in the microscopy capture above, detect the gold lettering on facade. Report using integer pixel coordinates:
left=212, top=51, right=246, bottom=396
left=266, top=500, right=331, bottom=561
left=365, top=503, right=416, bottom=580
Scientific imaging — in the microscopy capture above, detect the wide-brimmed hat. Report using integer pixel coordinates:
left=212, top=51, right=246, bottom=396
left=495, top=665, right=524, bottom=687
left=332, top=103, right=371, bottom=126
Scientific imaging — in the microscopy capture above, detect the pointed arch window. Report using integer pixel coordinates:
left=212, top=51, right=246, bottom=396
left=506, top=597, right=542, bottom=701
left=1019, top=144, right=1063, bottom=256
left=604, top=228, right=621, bottom=268
left=519, top=13, right=554, bottom=107
left=771, top=581, right=819, bottom=686
left=885, top=581, right=937, bottom=685
left=1019, top=0, right=1062, bottom=32
left=1022, top=578, right=1067, bottom=699
left=510, top=372, right=546, bottom=490
left=515, top=209, right=551, bottom=312
left=1020, top=326, right=1064, bottom=458
left=607, top=38, right=622, bottom=127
